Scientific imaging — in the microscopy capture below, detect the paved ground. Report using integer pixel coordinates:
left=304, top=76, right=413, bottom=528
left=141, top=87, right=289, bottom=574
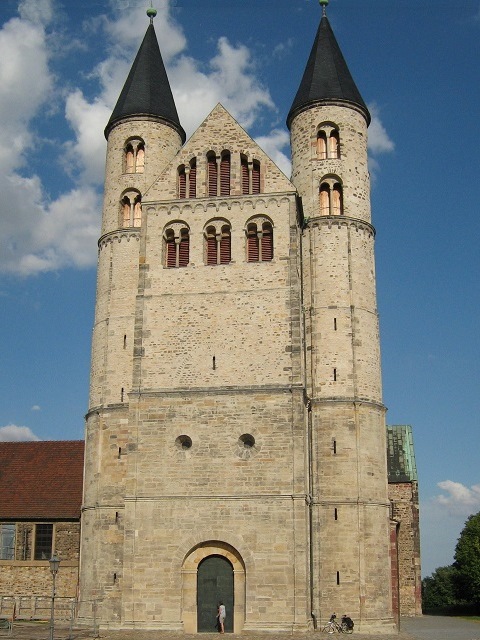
left=2, top=616, right=480, bottom=640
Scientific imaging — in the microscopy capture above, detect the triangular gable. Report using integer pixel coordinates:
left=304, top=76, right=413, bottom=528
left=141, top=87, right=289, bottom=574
left=144, top=103, right=294, bottom=201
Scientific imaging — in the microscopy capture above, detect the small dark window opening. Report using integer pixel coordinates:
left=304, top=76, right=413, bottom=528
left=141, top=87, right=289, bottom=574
left=336, top=571, right=340, bottom=585
left=333, top=318, right=337, bottom=331
left=212, top=356, right=216, bottom=370
left=333, top=368, right=337, bottom=381
left=34, top=524, right=53, bottom=560
left=121, top=387, right=124, bottom=402
left=334, top=508, right=338, bottom=521
left=239, top=434, right=255, bottom=449
left=123, top=334, right=127, bottom=348
left=333, top=439, right=337, bottom=454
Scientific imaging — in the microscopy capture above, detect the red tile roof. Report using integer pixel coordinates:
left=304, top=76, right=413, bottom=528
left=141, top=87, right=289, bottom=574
left=0, top=441, right=84, bottom=520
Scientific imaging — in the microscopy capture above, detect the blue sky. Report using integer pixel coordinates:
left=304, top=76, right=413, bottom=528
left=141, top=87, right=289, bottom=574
left=0, top=0, right=479, bottom=579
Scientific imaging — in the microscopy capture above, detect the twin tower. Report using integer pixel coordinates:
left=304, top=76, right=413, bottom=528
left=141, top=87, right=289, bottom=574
left=80, top=5, right=395, bottom=634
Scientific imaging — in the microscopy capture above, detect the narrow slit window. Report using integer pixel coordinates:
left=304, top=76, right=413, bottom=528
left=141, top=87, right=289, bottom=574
left=333, top=368, right=337, bottom=381
left=336, top=571, right=340, bottom=585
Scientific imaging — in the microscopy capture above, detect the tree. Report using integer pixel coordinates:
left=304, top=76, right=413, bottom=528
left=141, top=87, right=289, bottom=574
left=422, top=565, right=459, bottom=611
left=454, top=511, right=480, bottom=605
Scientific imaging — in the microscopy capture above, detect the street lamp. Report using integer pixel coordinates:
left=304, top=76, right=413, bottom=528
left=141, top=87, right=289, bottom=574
left=49, top=555, right=61, bottom=640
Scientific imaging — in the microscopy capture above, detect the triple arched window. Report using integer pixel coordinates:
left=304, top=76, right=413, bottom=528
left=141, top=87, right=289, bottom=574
left=164, top=224, right=190, bottom=268
left=317, top=125, right=340, bottom=160
left=246, top=218, right=273, bottom=262
left=121, top=190, right=142, bottom=227
left=319, top=179, right=343, bottom=216
left=177, top=153, right=261, bottom=199
left=124, top=139, right=145, bottom=173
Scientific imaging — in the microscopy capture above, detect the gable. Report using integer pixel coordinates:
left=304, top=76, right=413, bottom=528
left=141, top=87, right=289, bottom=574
left=144, top=103, right=294, bottom=202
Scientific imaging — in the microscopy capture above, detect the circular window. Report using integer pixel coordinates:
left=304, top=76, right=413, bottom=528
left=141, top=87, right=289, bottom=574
left=175, top=435, right=192, bottom=450
left=239, top=434, right=255, bottom=449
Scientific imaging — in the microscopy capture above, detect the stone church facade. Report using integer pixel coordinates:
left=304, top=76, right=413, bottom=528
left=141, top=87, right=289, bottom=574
left=78, top=5, right=414, bottom=634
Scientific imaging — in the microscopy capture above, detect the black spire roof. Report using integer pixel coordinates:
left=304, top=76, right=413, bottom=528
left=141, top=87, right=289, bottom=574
left=105, top=23, right=185, bottom=141
left=287, top=15, right=370, bottom=128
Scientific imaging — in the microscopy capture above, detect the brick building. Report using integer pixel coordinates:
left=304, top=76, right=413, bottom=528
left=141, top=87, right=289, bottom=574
left=0, top=441, right=84, bottom=598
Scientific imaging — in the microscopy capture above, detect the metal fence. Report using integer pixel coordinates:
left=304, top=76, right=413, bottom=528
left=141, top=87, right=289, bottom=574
left=0, top=597, right=98, bottom=640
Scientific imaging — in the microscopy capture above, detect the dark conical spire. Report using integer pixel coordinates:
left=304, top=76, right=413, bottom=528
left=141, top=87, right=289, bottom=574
left=287, top=14, right=370, bottom=128
left=105, top=22, right=185, bottom=141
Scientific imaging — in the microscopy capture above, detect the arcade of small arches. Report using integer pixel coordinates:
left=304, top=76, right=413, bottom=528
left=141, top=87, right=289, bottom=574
left=316, top=123, right=341, bottom=159
left=163, top=216, right=274, bottom=268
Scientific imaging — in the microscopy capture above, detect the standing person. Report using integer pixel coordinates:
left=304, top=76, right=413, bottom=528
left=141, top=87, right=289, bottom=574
left=218, top=601, right=226, bottom=633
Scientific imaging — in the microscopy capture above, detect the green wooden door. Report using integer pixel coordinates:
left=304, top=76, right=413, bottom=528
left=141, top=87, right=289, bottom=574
left=197, top=555, right=234, bottom=632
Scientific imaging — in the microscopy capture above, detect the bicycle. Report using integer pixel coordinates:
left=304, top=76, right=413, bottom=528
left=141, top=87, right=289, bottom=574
left=321, top=613, right=354, bottom=634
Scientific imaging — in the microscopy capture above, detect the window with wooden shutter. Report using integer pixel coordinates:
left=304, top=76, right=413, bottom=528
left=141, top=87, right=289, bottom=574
left=125, top=145, right=134, bottom=172
left=206, top=227, right=217, bottom=265
left=220, top=152, right=230, bottom=196
left=317, top=132, right=327, bottom=159
left=133, top=198, right=142, bottom=227
left=122, top=196, right=131, bottom=227
left=165, top=230, right=176, bottom=268
left=329, top=131, right=340, bottom=158
left=252, top=161, right=260, bottom=194
left=332, top=184, right=343, bottom=215
left=178, top=229, right=189, bottom=267
left=136, top=145, right=145, bottom=172
left=247, top=224, right=259, bottom=262
left=261, top=223, right=273, bottom=261
left=219, top=225, right=231, bottom=264
left=189, top=159, right=197, bottom=198
left=320, top=184, right=330, bottom=215
left=241, top=156, right=249, bottom=194
left=178, top=166, right=186, bottom=198
left=207, top=153, right=217, bottom=196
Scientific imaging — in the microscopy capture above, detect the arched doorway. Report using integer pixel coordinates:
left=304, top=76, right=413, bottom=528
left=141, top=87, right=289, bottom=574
left=197, top=555, right=234, bottom=632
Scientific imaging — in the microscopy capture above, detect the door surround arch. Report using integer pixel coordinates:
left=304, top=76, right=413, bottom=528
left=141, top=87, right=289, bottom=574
left=181, top=541, right=245, bottom=633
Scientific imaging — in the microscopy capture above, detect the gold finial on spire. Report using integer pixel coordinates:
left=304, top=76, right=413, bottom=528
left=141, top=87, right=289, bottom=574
left=319, top=0, right=329, bottom=17
left=146, top=3, right=157, bottom=24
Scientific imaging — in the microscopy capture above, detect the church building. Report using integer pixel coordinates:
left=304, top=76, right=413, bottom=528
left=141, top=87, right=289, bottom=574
left=79, top=2, right=403, bottom=633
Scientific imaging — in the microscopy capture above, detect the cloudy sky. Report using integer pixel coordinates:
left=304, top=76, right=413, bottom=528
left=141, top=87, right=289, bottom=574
left=0, top=0, right=479, bottom=578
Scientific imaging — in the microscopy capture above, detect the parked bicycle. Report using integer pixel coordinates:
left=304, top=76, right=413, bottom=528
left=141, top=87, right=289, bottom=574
left=321, top=613, right=354, bottom=634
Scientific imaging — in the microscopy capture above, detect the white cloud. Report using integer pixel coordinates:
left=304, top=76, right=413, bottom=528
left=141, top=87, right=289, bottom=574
left=0, top=425, right=40, bottom=442
left=435, top=480, right=480, bottom=515
left=368, top=102, right=395, bottom=155
left=31, top=405, right=41, bottom=411
left=255, top=129, right=291, bottom=178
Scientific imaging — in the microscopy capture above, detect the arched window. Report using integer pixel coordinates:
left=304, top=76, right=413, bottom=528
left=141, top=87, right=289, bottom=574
left=124, top=139, right=145, bottom=173
left=207, top=152, right=218, bottom=197
left=317, top=125, right=340, bottom=159
left=189, top=158, right=197, bottom=198
left=317, top=132, right=327, bottom=159
left=246, top=217, right=274, bottom=262
left=164, top=224, right=190, bottom=268
left=178, top=165, right=186, bottom=199
left=241, top=157, right=261, bottom=195
left=241, top=156, right=249, bottom=195
left=204, top=221, right=231, bottom=265
left=319, top=180, right=343, bottom=216
left=121, top=190, right=142, bottom=227
left=220, top=151, right=230, bottom=196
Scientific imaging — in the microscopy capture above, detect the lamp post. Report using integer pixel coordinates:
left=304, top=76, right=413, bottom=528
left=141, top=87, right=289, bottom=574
left=49, top=555, right=60, bottom=640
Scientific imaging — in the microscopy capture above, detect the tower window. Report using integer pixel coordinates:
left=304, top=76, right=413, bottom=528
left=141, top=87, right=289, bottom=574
left=124, top=139, right=145, bottom=173
left=204, top=221, right=231, bottom=266
left=164, top=224, right=190, bottom=268
left=121, top=191, right=142, bottom=227
left=0, top=523, right=15, bottom=560
left=319, top=179, right=343, bottom=216
left=317, top=125, right=340, bottom=159
left=246, top=217, right=274, bottom=262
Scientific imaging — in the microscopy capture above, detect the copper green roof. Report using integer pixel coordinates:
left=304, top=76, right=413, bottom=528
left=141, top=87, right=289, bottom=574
left=287, top=15, right=370, bottom=128
left=387, top=425, right=418, bottom=483
left=105, top=23, right=185, bottom=141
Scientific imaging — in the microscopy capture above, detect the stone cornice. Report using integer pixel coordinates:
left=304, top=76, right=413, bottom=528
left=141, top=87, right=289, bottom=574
left=306, top=215, right=375, bottom=237
left=142, top=192, right=297, bottom=217
left=98, top=229, right=141, bottom=249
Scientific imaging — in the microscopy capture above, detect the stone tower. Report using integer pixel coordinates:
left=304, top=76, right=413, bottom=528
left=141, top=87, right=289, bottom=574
left=79, top=5, right=395, bottom=634
left=287, top=6, right=393, bottom=629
